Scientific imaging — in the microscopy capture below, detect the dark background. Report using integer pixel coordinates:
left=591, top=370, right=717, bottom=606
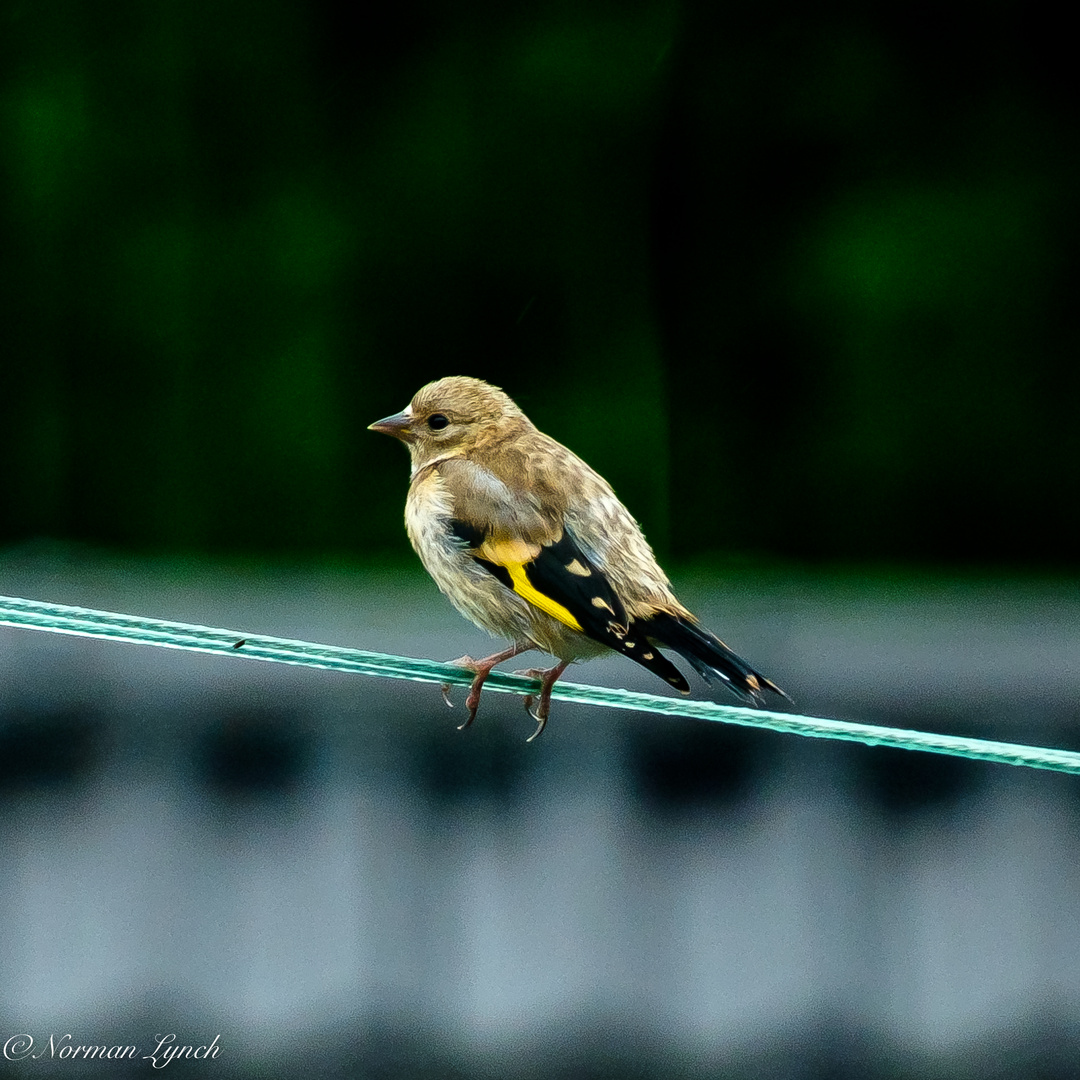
left=2, top=0, right=1076, bottom=567
left=2, top=2, right=1079, bottom=1079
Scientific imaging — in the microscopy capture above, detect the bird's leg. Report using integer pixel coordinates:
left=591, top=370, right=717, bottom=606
left=513, top=659, right=571, bottom=742
left=441, top=641, right=533, bottom=730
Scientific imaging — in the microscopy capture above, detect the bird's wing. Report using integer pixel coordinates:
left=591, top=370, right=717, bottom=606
left=505, top=430, right=688, bottom=621
left=440, top=458, right=690, bottom=692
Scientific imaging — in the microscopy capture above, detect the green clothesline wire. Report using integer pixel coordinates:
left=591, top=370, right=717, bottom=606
left=2, top=593, right=1079, bottom=775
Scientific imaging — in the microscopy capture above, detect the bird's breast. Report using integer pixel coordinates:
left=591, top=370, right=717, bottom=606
left=405, top=468, right=457, bottom=563
left=405, top=469, right=508, bottom=633
left=403, top=468, right=601, bottom=659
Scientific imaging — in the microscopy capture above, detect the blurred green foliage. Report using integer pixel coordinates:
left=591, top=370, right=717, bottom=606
left=1, top=0, right=1075, bottom=565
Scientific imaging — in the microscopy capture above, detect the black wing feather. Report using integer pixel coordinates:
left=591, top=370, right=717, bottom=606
left=637, top=611, right=789, bottom=705
left=448, top=519, right=691, bottom=693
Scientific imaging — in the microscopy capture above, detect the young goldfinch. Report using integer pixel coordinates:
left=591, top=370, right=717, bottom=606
left=370, top=376, right=786, bottom=741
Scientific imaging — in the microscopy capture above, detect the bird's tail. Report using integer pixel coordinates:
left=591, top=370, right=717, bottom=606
left=639, top=611, right=789, bottom=707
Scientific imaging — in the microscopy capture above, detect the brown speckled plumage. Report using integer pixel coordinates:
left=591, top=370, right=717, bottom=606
left=370, top=376, right=786, bottom=739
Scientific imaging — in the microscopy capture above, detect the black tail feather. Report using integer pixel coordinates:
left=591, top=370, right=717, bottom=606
left=637, top=611, right=788, bottom=707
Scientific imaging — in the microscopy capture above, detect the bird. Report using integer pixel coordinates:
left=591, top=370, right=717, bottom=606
left=369, top=376, right=787, bottom=741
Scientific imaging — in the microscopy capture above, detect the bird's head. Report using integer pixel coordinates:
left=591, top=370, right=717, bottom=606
left=369, top=376, right=528, bottom=471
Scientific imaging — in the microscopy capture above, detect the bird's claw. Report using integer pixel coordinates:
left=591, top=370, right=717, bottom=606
left=440, top=681, right=478, bottom=728
left=514, top=668, right=550, bottom=742
left=525, top=710, right=547, bottom=743
left=441, top=655, right=483, bottom=728
left=456, top=705, right=479, bottom=732
left=514, top=668, right=544, bottom=712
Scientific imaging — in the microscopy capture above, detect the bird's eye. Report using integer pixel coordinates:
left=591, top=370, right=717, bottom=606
left=427, top=414, right=449, bottom=431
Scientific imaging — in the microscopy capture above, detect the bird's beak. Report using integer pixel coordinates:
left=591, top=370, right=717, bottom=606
left=368, top=410, right=415, bottom=442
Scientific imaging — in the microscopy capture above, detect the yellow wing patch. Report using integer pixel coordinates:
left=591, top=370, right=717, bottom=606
left=478, top=537, right=541, bottom=565
left=504, top=563, right=584, bottom=632
left=474, top=534, right=582, bottom=630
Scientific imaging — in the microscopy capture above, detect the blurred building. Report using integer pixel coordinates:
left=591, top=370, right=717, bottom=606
left=2, top=555, right=1078, bottom=1078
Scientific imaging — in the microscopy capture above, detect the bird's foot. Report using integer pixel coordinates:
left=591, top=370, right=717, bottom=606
left=514, top=668, right=547, bottom=727
left=441, top=644, right=532, bottom=731
left=513, top=660, right=571, bottom=742
left=439, top=656, right=488, bottom=730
